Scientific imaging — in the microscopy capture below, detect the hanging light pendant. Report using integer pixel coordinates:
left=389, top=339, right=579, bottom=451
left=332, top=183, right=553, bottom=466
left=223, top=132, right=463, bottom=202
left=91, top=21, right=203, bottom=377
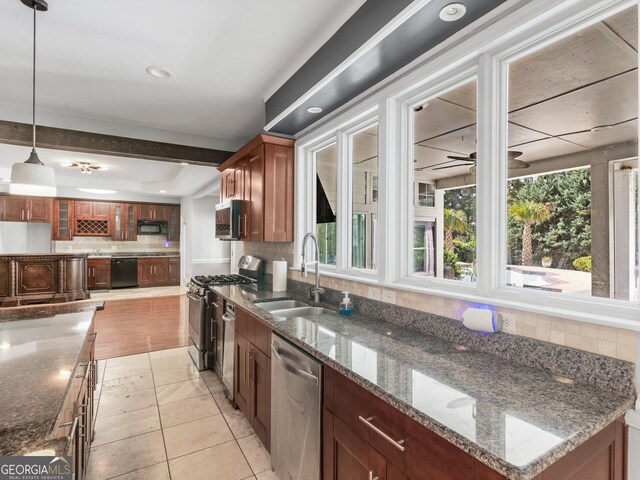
left=10, top=0, right=56, bottom=197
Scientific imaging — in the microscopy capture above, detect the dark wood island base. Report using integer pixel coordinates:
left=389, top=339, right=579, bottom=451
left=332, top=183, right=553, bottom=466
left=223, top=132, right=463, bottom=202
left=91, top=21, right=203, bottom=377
left=0, top=254, right=90, bottom=307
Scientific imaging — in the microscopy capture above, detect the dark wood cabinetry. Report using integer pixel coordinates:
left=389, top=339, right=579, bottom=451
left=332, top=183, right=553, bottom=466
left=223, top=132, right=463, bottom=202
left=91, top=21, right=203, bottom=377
left=138, top=203, right=169, bottom=221
left=110, top=203, right=137, bottom=241
left=0, top=254, right=89, bottom=306
left=234, top=305, right=272, bottom=450
left=167, top=205, right=180, bottom=241
left=138, top=257, right=179, bottom=287
left=323, top=366, right=628, bottom=480
left=87, top=258, right=111, bottom=290
left=53, top=199, right=74, bottom=240
left=0, top=194, right=52, bottom=222
left=74, top=201, right=110, bottom=220
left=219, top=134, right=294, bottom=242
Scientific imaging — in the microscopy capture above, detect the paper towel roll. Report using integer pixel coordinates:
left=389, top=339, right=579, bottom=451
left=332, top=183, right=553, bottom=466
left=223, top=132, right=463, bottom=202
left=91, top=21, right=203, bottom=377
left=462, top=308, right=502, bottom=333
left=272, top=260, right=288, bottom=292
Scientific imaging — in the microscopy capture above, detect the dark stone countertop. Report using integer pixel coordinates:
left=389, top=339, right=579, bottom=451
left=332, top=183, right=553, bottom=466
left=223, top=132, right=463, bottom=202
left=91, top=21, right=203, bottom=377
left=211, top=285, right=635, bottom=480
left=0, top=302, right=103, bottom=456
left=0, top=253, right=89, bottom=258
left=87, top=252, right=180, bottom=258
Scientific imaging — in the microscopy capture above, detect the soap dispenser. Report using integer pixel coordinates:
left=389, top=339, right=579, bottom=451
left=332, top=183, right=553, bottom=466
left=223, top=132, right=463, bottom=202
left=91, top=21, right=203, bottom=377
left=339, top=292, right=353, bottom=316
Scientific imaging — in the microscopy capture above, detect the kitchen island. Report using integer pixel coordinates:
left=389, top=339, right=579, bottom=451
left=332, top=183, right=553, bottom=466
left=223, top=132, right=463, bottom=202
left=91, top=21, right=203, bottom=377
left=0, top=301, right=102, bottom=479
left=0, top=253, right=90, bottom=307
left=212, top=283, right=634, bottom=480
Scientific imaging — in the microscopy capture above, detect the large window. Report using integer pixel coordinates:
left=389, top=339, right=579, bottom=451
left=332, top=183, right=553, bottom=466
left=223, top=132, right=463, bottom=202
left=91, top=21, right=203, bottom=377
left=505, top=5, right=639, bottom=302
left=411, top=79, right=477, bottom=282
left=297, top=0, right=640, bottom=324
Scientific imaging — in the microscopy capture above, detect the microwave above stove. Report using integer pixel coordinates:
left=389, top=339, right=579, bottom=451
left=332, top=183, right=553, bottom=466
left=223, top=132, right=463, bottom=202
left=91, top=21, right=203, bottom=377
left=215, top=200, right=241, bottom=240
left=137, top=220, right=168, bottom=235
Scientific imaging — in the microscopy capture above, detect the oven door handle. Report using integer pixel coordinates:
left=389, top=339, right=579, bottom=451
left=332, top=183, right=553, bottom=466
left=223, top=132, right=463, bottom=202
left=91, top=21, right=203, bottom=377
left=222, top=313, right=234, bottom=323
left=187, top=292, right=202, bottom=302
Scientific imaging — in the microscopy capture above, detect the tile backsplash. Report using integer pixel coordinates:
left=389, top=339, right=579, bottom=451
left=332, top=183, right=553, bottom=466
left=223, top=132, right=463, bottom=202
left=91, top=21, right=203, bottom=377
left=244, top=241, right=637, bottom=363
left=52, top=235, right=180, bottom=254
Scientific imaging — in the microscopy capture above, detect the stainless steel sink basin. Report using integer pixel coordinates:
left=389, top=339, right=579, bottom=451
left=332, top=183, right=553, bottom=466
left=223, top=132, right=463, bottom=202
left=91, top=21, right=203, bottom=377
left=254, top=300, right=309, bottom=312
left=269, top=306, right=335, bottom=319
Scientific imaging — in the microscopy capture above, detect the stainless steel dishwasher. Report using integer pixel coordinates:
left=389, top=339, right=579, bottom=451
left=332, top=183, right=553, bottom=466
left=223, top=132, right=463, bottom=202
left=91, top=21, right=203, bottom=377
left=271, top=334, right=322, bottom=480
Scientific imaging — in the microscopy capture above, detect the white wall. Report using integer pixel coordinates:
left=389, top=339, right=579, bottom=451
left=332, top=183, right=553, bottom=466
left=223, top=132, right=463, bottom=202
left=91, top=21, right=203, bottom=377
left=0, top=222, right=51, bottom=254
left=180, top=194, right=230, bottom=282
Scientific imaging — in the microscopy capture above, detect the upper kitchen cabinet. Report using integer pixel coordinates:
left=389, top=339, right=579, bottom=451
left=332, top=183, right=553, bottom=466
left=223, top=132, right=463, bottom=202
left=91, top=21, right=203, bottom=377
left=74, top=201, right=110, bottom=220
left=167, top=205, right=180, bottom=241
left=110, top=203, right=137, bottom=241
left=52, top=199, right=74, bottom=240
left=218, top=134, right=294, bottom=242
left=138, top=203, right=169, bottom=221
left=0, top=195, right=52, bottom=223
left=73, top=201, right=111, bottom=236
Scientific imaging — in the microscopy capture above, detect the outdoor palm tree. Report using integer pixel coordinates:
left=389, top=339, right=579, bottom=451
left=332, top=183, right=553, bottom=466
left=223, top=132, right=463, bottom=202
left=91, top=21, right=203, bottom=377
left=443, top=208, right=468, bottom=252
left=508, top=200, right=551, bottom=266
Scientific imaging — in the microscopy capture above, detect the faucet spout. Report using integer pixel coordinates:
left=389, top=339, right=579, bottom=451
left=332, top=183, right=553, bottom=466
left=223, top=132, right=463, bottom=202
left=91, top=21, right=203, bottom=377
left=301, top=232, right=325, bottom=304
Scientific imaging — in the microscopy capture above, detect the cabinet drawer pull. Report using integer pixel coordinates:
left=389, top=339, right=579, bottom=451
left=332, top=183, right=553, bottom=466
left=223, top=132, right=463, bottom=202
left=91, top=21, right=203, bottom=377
left=358, top=416, right=406, bottom=452
left=369, top=472, right=379, bottom=480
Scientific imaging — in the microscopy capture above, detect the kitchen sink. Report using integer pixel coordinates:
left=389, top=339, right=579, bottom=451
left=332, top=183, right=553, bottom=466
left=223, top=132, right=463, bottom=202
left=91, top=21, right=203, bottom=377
left=254, top=300, right=309, bottom=312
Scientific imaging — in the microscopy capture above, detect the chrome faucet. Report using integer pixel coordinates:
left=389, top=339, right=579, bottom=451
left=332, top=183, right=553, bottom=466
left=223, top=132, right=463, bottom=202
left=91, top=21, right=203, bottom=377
left=301, top=232, right=325, bottom=304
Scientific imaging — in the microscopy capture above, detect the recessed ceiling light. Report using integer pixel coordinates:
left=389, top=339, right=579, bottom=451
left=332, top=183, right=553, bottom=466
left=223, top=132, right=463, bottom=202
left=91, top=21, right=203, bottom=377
left=180, top=162, right=190, bottom=166
left=307, top=106, right=323, bottom=114
left=439, top=3, right=466, bottom=22
left=146, top=66, right=171, bottom=79
left=78, top=188, right=117, bottom=194
left=159, top=190, right=167, bottom=193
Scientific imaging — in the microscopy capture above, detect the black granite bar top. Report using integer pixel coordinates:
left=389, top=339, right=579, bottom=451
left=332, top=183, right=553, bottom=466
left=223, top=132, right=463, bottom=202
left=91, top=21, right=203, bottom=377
left=211, top=284, right=635, bottom=480
left=0, top=303, right=102, bottom=456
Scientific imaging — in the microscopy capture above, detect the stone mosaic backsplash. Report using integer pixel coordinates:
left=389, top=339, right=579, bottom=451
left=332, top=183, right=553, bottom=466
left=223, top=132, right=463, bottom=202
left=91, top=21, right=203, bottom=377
left=52, top=235, right=180, bottom=255
left=244, top=241, right=637, bottom=364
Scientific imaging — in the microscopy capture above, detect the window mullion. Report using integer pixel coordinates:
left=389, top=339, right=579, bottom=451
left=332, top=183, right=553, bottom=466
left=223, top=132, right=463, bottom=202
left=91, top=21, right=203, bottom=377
left=336, top=131, right=351, bottom=273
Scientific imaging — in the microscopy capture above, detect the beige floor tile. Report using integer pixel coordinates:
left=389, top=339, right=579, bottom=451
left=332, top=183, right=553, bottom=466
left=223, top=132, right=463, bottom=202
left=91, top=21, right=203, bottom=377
left=155, top=378, right=209, bottom=405
left=86, top=431, right=166, bottom=479
left=93, top=406, right=160, bottom=447
left=163, top=415, right=234, bottom=459
left=159, top=394, right=221, bottom=428
left=103, top=362, right=152, bottom=381
left=169, top=441, right=252, bottom=480
left=238, top=434, right=271, bottom=474
left=152, top=363, right=201, bottom=387
left=107, top=353, right=150, bottom=368
left=211, top=389, right=236, bottom=413
left=108, top=462, right=170, bottom=480
left=255, top=470, right=280, bottom=480
left=97, top=387, right=157, bottom=419
left=222, top=409, right=254, bottom=439
left=201, top=370, right=225, bottom=392
left=150, top=353, right=194, bottom=371
left=102, top=374, right=155, bottom=395
left=149, top=346, right=189, bottom=360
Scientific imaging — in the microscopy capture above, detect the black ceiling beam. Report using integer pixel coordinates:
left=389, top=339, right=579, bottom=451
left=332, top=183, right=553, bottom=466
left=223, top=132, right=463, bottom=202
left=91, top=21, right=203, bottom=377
left=0, top=120, right=233, bottom=167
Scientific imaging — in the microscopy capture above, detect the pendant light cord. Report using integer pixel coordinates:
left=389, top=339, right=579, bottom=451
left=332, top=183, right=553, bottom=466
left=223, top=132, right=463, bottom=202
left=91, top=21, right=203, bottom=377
left=32, top=3, right=37, bottom=150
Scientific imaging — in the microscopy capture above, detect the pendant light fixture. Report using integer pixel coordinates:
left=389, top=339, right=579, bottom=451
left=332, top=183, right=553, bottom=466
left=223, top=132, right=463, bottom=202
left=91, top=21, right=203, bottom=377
left=9, top=0, right=56, bottom=197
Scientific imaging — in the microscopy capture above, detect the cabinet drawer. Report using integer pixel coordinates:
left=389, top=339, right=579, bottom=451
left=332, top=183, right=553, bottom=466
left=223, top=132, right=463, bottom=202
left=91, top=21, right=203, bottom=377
left=368, top=394, right=406, bottom=471
left=253, top=318, right=271, bottom=357
left=334, top=370, right=370, bottom=441
left=235, top=307, right=254, bottom=341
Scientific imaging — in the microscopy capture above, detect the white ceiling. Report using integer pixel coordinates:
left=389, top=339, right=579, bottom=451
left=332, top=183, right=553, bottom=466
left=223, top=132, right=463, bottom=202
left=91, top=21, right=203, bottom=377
left=0, top=143, right=217, bottom=200
left=0, top=0, right=366, bottom=149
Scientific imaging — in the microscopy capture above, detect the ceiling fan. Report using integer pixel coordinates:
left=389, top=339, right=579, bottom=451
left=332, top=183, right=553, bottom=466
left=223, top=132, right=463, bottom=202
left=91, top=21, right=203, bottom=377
left=422, top=151, right=530, bottom=173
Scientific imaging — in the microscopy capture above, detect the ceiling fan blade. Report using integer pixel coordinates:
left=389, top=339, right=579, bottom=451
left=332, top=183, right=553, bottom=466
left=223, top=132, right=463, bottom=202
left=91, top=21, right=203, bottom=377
left=508, top=158, right=530, bottom=169
left=446, top=155, right=473, bottom=161
left=506, top=150, right=524, bottom=159
left=432, top=163, right=473, bottom=171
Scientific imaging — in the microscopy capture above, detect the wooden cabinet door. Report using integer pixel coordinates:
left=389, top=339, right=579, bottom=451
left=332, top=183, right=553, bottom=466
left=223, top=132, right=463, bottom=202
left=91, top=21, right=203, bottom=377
left=153, top=205, right=169, bottom=221
left=244, top=146, right=264, bottom=241
left=137, top=204, right=152, bottom=220
left=111, top=204, right=124, bottom=240
left=137, top=258, right=156, bottom=286
left=332, top=415, right=371, bottom=480
left=235, top=331, right=251, bottom=417
left=87, top=259, right=110, bottom=290
left=53, top=199, right=74, bottom=240
left=125, top=204, right=137, bottom=241
left=167, top=206, right=180, bottom=241
left=2, top=196, right=26, bottom=221
left=16, top=259, right=57, bottom=295
left=26, top=197, right=51, bottom=222
left=0, top=259, right=10, bottom=298
left=92, top=202, right=110, bottom=220
left=264, top=143, right=294, bottom=242
left=251, top=346, right=271, bottom=451
left=74, top=201, right=93, bottom=220
left=168, top=258, right=180, bottom=285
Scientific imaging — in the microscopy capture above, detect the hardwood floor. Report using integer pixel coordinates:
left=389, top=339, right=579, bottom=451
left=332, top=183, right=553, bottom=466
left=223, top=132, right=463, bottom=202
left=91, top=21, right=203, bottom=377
left=94, top=295, right=189, bottom=359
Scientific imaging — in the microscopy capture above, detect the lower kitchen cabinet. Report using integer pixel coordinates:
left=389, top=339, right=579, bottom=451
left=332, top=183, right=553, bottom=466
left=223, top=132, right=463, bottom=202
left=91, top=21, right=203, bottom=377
left=234, top=306, right=272, bottom=450
left=138, top=257, right=180, bottom=287
left=168, top=257, right=180, bottom=284
left=323, top=366, right=627, bottom=480
left=87, top=258, right=111, bottom=290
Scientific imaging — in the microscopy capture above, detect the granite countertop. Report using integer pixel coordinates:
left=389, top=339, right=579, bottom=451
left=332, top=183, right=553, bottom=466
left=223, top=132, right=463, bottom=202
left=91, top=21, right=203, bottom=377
left=0, top=302, right=103, bottom=456
left=0, top=253, right=89, bottom=258
left=211, top=285, right=635, bottom=480
left=87, top=252, right=180, bottom=258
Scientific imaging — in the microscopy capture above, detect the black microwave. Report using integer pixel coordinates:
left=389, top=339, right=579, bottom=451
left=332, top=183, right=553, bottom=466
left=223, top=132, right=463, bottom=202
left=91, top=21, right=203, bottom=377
left=215, top=200, right=241, bottom=240
left=137, top=220, right=168, bottom=235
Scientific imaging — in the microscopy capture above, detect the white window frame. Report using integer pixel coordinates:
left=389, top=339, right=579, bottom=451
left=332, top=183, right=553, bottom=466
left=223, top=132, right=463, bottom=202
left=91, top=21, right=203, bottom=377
left=295, top=0, right=640, bottom=330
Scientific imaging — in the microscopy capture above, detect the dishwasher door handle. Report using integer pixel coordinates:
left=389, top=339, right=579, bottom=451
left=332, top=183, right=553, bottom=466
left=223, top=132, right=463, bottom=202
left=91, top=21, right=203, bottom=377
left=271, top=344, right=319, bottom=385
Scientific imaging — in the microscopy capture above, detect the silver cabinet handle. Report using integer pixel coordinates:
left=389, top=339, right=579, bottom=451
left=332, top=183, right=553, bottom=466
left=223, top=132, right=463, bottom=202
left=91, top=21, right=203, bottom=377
left=271, top=345, right=319, bottom=385
left=369, top=472, right=379, bottom=480
left=358, top=416, right=406, bottom=452
left=222, top=313, right=234, bottom=323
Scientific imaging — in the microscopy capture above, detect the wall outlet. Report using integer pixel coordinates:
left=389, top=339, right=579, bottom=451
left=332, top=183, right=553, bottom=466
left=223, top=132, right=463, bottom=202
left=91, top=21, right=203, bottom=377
left=382, top=289, right=397, bottom=304
left=368, top=287, right=381, bottom=301
left=500, top=313, right=516, bottom=334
